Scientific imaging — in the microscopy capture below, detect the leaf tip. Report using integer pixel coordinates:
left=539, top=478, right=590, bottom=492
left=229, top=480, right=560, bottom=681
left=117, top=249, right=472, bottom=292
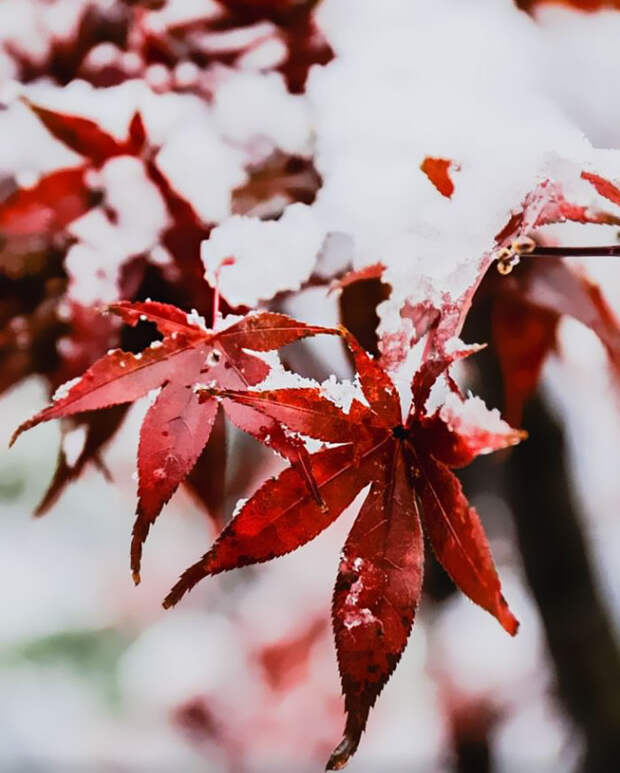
left=499, top=595, right=519, bottom=636
left=132, top=570, right=141, bottom=586
left=326, top=731, right=358, bottom=771
left=163, top=584, right=188, bottom=609
left=9, top=422, right=26, bottom=448
left=18, top=94, right=34, bottom=112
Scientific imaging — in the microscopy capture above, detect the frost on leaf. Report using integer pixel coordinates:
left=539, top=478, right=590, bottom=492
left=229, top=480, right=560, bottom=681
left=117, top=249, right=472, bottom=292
left=348, top=170, right=620, bottom=380
left=200, top=203, right=325, bottom=307
left=163, top=329, right=521, bottom=768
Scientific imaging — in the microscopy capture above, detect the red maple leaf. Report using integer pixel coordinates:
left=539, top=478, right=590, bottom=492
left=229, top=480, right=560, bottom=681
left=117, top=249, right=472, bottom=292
left=163, top=329, right=524, bottom=769
left=4, top=104, right=225, bottom=515
left=487, top=169, right=620, bottom=423
left=0, top=102, right=147, bottom=277
left=490, top=255, right=620, bottom=424
left=11, top=301, right=337, bottom=582
left=28, top=101, right=219, bottom=317
left=1, top=103, right=272, bottom=530
left=25, top=99, right=146, bottom=166
left=345, top=170, right=620, bottom=414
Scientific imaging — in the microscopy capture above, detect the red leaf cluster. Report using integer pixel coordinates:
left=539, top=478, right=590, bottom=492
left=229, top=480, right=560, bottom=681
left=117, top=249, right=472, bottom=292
left=158, top=330, right=523, bottom=767
left=344, top=168, right=620, bottom=426
left=12, top=285, right=527, bottom=768
left=1, top=91, right=326, bottom=522
left=8, top=13, right=620, bottom=767
left=12, top=302, right=337, bottom=583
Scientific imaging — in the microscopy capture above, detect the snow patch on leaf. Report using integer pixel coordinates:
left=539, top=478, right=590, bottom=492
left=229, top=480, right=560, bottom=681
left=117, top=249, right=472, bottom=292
left=213, top=71, right=312, bottom=156
left=201, top=204, right=325, bottom=306
left=66, top=157, right=167, bottom=304
left=439, top=392, right=526, bottom=452
left=155, top=120, right=246, bottom=223
left=319, top=375, right=362, bottom=414
left=52, top=376, right=82, bottom=402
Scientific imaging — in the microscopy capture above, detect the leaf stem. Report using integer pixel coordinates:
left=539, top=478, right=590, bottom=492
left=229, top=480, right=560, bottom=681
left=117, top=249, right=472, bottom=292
left=212, top=256, right=235, bottom=328
left=529, top=245, right=620, bottom=258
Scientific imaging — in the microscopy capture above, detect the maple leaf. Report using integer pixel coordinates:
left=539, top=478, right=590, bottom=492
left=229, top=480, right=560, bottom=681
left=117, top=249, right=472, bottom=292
left=4, top=104, right=230, bottom=519
left=489, top=255, right=620, bottom=424
left=34, top=301, right=125, bottom=515
left=346, top=170, right=620, bottom=377
left=330, top=262, right=386, bottom=293
left=493, top=172, right=620, bottom=266
left=183, top=408, right=229, bottom=530
left=11, top=301, right=338, bottom=582
left=26, top=101, right=218, bottom=319
left=25, top=100, right=146, bottom=166
left=0, top=167, right=95, bottom=273
left=485, top=169, right=620, bottom=422
left=163, top=329, right=524, bottom=769
left=0, top=104, right=147, bottom=278
left=258, top=616, right=328, bottom=692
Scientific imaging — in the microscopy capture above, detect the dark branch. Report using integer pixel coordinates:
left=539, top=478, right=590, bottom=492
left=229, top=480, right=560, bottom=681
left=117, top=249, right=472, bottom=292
left=529, top=245, right=620, bottom=259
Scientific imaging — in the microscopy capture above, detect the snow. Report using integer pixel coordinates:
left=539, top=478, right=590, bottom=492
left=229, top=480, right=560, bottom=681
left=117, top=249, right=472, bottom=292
left=143, top=0, right=221, bottom=32
left=439, top=392, right=523, bottom=439
left=185, top=309, right=208, bottom=332
left=10, top=0, right=609, bottom=350
left=173, top=61, right=200, bottom=89
left=432, top=570, right=543, bottom=699
left=23, top=79, right=142, bottom=142
left=238, top=36, right=288, bottom=72
left=319, top=375, right=361, bottom=414
left=213, top=71, right=312, bottom=156
left=201, top=203, right=325, bottom=307
left=535, top=7, right=620, bottom=149
left=155, top=119, right=246, bottom=223
left=52, top=376, right=81, bottom=402
left=0, top=0, right=90, bottom=69
left=495, top=693, right=579, bottom=773
left=304, top=0, right=601, bottom=368
left=198, top=22, right=277, bottom=56
left=0, top=100, right=81, bottom=176
left=66, top=157, right=167, bottom=304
